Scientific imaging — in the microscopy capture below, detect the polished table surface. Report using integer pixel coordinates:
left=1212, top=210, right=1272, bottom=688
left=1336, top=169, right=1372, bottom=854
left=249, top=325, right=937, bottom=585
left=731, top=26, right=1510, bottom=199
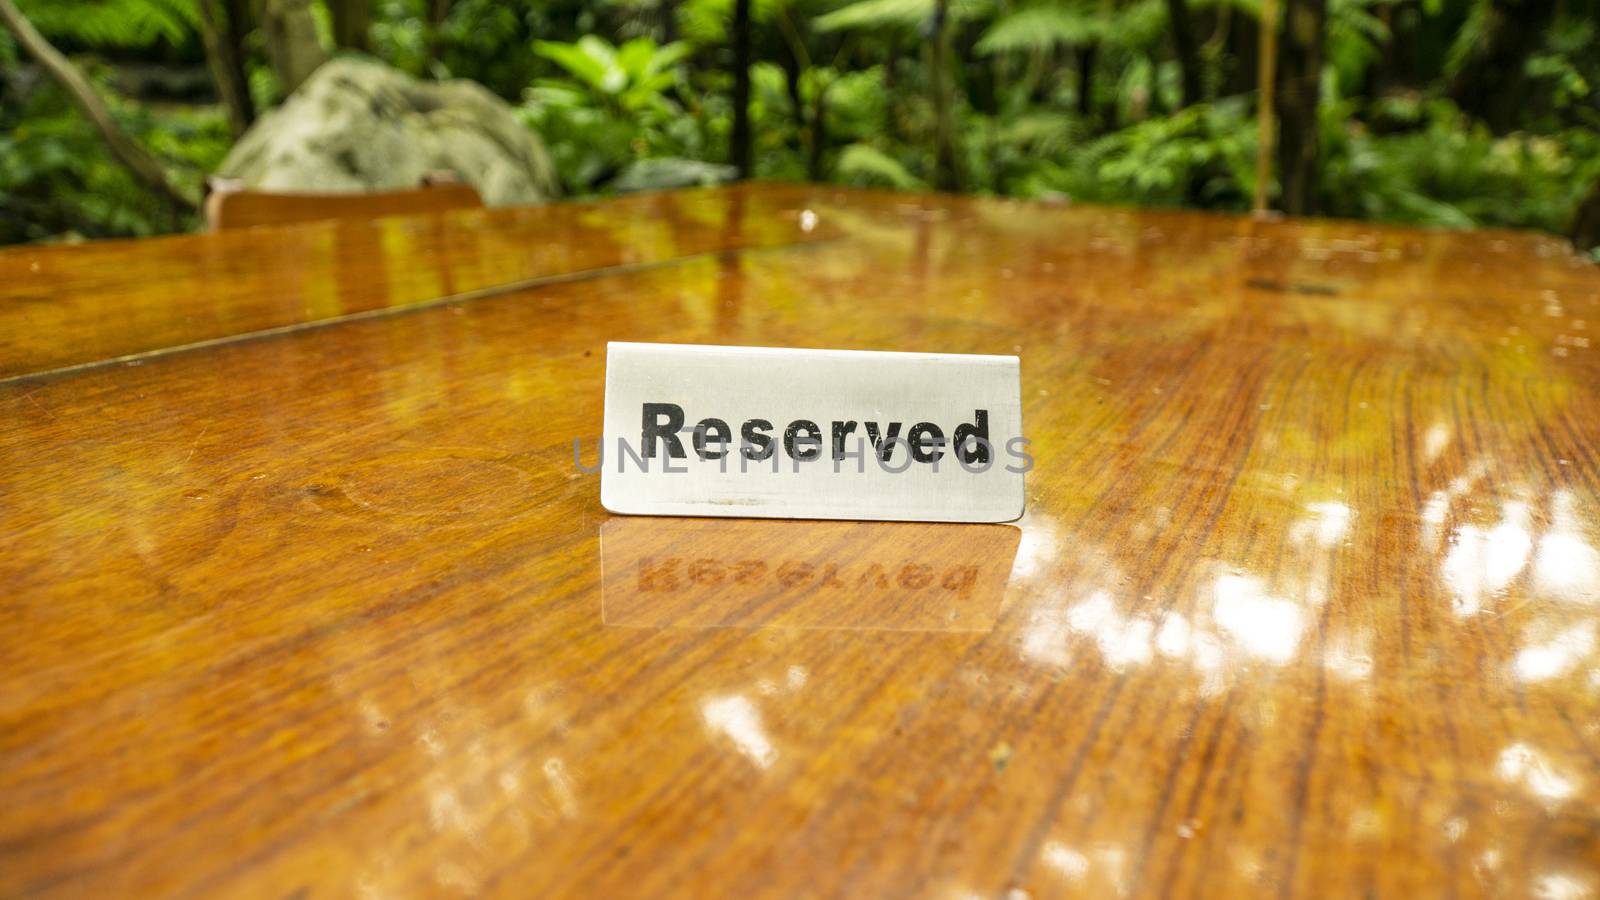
left=3, top=184, right=1599, bottom=898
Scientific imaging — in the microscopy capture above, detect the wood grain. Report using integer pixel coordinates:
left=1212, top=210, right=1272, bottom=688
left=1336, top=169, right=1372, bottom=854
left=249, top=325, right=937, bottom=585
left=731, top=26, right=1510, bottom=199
left=0, top=184, right=833, bottom=379
left=3, top=184, right=1600, bottom=898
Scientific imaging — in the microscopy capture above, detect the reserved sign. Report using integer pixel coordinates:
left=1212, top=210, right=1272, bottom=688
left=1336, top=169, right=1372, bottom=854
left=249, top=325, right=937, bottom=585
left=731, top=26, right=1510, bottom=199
left=598, top=342, right=1026, bottom=523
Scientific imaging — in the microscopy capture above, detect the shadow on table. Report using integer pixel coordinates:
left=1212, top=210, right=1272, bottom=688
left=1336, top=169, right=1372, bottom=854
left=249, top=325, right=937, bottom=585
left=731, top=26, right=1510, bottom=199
left=600, top=517, right=1019, bottom=631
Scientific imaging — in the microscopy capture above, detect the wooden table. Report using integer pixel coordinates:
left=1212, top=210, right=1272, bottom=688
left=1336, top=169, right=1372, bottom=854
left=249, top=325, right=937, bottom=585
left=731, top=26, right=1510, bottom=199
left=3, top=184, right=1599, bottom=898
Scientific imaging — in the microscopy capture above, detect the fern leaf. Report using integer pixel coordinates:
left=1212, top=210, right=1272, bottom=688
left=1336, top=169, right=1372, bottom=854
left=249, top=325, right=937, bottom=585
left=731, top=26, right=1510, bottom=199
left=17, top=0, right=199, bottom=49
left=976, top=4, right=1102, bottom=55
left=835, top=143, right=925, bottom=189
left=814, top=0, right=932, bottom=32
left=814, top=0, right=991, bottom=32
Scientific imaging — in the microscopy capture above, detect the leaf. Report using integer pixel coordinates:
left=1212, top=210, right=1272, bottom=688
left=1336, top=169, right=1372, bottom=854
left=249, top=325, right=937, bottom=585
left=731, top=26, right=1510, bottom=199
left=814, top=0, right=991, bottom=32
left=616, top=37, right=657, bottom=81
left=997, top=110, right=1083, bottom=154
left=645, top=41, right=694, bottom=77
left=17, top=0, right=198, bottom=49
left=834, top=143, right=926, bottom=189
left=976, top=4, right=1102, bottom=55
left=534, top=40, right=612, bottom=93
left=534, top=36, right=629, bottom=96
left=814, top=0, right=932, bottom=31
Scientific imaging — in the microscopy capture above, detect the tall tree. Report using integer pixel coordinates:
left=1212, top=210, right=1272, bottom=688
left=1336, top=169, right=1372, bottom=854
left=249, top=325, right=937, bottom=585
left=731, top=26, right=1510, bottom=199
left=1223, top=7, right=1258, bottom=97
left=1253, top=0, right=1278, bottom=211
left=885, top=33, right=902, bottom=137
left=774, top=8, right=811, bottom=156
left=660, top=0, right=678, bottom=43
left=1075, top=43, right=1097, bottom=117
left=196, top=0, right=255, bottom=137
left=808, top=78, right=831, bottom=180
left=1275, top=0, right=1324, bottom=215
left=1572, top=180, right=1600, bottom=253
left=0, top=0, right=197, bottom=211
left=730, top=0, right=753, bottom=178
left=929, top=0, right=960, bottom=190
left=1449, top=0, right=1558, bottom=134
left=330, top=0, right=371, bottom=53
left=260, top=0, right=327, bottom=95
left=427, top=0, right=451, bottom=65
left=1165, top=0, right=1203, bottom=106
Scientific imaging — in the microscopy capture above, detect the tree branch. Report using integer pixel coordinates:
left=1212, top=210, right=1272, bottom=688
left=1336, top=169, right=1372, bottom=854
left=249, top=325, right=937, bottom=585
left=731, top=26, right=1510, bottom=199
left=0, top=0, right=198, bottom=212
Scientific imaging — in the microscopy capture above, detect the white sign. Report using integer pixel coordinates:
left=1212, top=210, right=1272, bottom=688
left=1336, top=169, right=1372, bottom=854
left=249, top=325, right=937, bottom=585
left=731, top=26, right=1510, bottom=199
left=599, top=342, right=1026, bottom=523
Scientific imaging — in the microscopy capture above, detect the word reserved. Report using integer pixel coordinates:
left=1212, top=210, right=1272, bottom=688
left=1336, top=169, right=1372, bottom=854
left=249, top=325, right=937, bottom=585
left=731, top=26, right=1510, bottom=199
left=637, top=402, right=1020, bottom=467
left=599, top=342, right=1026, bottom=523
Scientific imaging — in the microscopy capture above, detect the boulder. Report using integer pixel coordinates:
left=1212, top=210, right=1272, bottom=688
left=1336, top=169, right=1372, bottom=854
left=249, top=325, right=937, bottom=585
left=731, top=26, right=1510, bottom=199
left=218, top=57, right=558, bottom=205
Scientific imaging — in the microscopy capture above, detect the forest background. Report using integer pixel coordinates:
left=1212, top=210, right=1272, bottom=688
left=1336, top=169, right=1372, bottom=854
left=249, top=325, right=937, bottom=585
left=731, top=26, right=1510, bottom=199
left=1, top=0, right=1598, bottom=253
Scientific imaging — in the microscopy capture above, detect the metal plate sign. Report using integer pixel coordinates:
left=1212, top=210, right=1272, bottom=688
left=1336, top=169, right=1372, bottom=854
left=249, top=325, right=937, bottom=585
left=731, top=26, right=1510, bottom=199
left=598, top=342, right=1026, bottom=523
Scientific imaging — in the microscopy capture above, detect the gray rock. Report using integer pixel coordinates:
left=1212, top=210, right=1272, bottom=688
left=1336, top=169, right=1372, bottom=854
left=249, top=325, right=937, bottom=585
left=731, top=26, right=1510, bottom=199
left=611, top=158, right=738, bottom=193
left=218, top=56, right=558, bottom=205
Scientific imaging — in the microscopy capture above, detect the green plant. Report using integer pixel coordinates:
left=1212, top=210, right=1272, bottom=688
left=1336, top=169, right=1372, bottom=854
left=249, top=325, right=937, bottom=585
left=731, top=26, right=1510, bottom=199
left=1014, top=98, right=1255, bottom=207
left=835, top=141, right=925, bottom=187
left=522, top=35, right=706, bottom=192
left=15, top=0, right=197, bottom=50
left=976, top=3, right=1103, bottom=56
left=0, top=65, right=227, bottom=242
left=1323, top=98, right=1600, bottom=231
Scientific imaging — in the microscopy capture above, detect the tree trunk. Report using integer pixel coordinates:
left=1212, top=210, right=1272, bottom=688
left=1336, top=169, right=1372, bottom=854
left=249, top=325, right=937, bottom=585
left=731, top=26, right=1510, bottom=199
left=772, top=8, right=810, bottom=152
left=222, top=0, right=256, bottom=89
left=807, top=79, right=829, bottom=181
left=0, top=0, right=197, bottom=211
left=1165, top=0, right=1203, bottom=107
left=427, top=0, right=450, bottom=66
left=1275, top=0, right=1323, bottom=215
left=1572, top=179, right=1600, bottom=253
left=330, top=0, right=371, bottom=52
left=660, top=0, right=678, bottom=43
left=1448, top=0, right=1557, bottom=134
left=884, top=33, right=900, bottom=138
left=1076, top=42, right=1096, bottom=117
left=778, top=46, right=806, bottom=151
left=1224, top=5, right=1258, bottom=97
left=196, top=0, right=255, bottom=137
left=1143, top=51, right=1164, bottom=117
left=930, top=0, right=960, bottom=190
left=260, top=0, right=327, bottom=96
left=730, top=0, right=753, bottom=178
left=1252, top=0, right=1278, bottom=212
left=963, top=26, right=996, bottom=114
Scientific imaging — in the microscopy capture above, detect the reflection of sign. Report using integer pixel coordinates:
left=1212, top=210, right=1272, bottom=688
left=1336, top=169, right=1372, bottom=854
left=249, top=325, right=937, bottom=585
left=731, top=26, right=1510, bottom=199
left=635, top=557, right=983, bottom=594
left=600, top=342, right=1026, bottom=522
left=600, top=518, right=1020, bottom=631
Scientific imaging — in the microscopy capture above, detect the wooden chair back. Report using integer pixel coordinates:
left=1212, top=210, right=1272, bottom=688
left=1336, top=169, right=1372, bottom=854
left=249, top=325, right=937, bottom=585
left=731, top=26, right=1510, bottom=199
left=205, top=177, right=484, bottom=231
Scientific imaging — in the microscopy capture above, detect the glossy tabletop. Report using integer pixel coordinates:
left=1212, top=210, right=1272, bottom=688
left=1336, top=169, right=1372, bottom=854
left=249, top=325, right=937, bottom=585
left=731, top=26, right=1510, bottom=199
left=3, top=184, right=1600, bottom=898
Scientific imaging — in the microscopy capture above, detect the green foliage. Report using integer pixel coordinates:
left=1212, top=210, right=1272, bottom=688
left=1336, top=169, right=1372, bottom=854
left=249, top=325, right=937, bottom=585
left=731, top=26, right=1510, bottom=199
left=522, top=35, right=707, bottom=193
left=1325, top=0, right=1391, bottom=96
left=814, top=0, right=992, bottom=32
left=16, top=0, right=198, bottom=50
left=1013, top=100, right=1255, bottom=206
left=0, top=0, right=1597, bottom=249
left=1324, top=99, right=1600, bottom=230
left=976, top=4, right=1103, bottom=55
left=0, top=63, right=226, bottom=243
left=370, top=0, right=433, bottom=77
left=836, top=142, right=925, bottom=187
left=534, top=35, right=692, bottom=110
left=814, top=0, right=934, bottom=31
